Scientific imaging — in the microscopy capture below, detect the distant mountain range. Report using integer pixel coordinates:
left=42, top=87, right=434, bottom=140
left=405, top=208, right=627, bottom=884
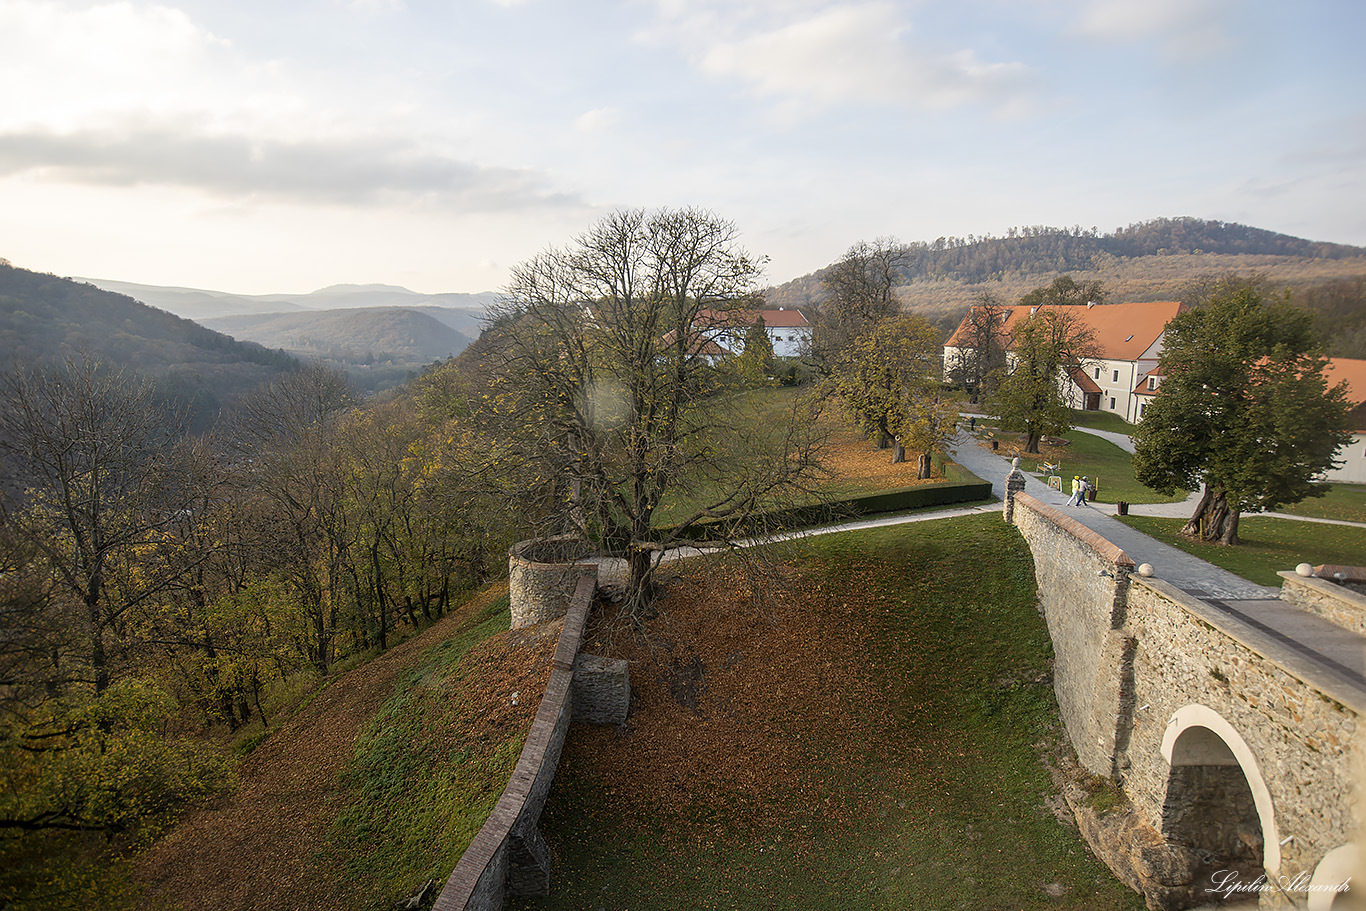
left=201, top=308, right=473, bottom=367
left=72, top=278, right=488, bottom=391
left=0, top=262, right=299, bottom=431
left=77, top=277, right=499, bottom=329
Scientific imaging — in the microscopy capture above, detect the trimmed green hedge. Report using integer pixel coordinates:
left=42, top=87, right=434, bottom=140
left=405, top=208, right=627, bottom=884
left=667, top=480, right=994, bottom=542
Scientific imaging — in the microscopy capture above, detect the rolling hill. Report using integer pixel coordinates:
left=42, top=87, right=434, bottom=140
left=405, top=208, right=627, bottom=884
left=202, top=308, right=472, bottom=367
left=765, top=217, right=1366, bottom=349
left=0, top=261, right=299, bottom=430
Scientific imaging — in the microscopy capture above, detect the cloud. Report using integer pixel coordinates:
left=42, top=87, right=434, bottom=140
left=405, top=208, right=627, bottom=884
left=1071, top=0, right=1238, bottom=59
left=574, top=108, right=621, bottom=134
left=0, top=126, right=580, bottom=211
left=642, top=1, right=1034, bottom=121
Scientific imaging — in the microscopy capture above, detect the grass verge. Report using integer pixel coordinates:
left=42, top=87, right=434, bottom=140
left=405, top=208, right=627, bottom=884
left=1277, top=484, right=1366, bottom=524
left=1116, top=516, right=1366, bottom=586
left=516, top=515, right=1143, bottom=911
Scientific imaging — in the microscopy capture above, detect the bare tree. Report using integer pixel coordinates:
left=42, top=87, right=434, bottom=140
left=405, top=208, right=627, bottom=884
left=493, top=208, right=823, bottom=617
left=946, top=291, right=1008, bottom=404
left=810, top=237, right=909, bottom=367
left=0, top=356, right=192, bottom=694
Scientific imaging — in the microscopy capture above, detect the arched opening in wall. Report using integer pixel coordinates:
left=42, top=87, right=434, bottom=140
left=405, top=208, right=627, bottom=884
left=1162, top=724, right=1265, bottom=896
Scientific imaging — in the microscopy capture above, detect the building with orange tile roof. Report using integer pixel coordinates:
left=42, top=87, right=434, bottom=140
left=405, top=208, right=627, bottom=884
left=944, top=300, right=1186, bottom=422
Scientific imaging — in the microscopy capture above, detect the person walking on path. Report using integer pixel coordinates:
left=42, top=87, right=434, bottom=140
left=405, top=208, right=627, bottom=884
left=1066, top=476, right=1082, bottom=507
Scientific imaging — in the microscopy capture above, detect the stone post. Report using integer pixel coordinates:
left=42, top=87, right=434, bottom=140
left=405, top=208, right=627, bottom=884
left=1003, top=457, right=1026, bottom=524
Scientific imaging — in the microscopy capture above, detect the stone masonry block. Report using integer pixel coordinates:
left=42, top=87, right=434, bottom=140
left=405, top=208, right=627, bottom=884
left=572, top=654, right=629, bottom=725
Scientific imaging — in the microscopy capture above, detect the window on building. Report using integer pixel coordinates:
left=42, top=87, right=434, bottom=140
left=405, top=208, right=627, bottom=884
left=1094, top=367, right=1101, bottom=379
left=1112, top=369, right=1119, bottom=382
left=1148, top=376, right=1158, bottom=391
left=1110, top=396, right=1116, bottom=409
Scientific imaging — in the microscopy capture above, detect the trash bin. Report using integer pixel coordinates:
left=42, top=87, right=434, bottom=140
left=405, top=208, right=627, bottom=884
left=991, top=441, right=998, bottom=450
left=1118, top=501, right=1129, bottom=516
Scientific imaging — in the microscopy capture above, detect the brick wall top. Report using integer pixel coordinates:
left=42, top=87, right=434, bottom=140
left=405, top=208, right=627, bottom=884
left=1015, top=493, right=1136, bottom=569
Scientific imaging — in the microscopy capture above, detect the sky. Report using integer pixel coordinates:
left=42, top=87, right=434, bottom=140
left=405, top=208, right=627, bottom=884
left=1, top=0, right=1364, bottom=296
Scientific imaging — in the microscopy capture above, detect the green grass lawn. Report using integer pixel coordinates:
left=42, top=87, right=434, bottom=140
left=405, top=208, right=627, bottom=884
left=1277, top=484, right=1366, bottom=524
left=515, top=516, right=1144, bottom=911
left=1116, top=515, right=1366, bottom=586
left=1067, top=409, right=1134, bottom=433
left=976, top=424, right=1184, bottom=507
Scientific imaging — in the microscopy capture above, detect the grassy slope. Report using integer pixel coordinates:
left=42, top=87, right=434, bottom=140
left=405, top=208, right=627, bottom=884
left=517, top=516, right=1143, bottom=911
left=1278, top=484, right=1366, bottom=524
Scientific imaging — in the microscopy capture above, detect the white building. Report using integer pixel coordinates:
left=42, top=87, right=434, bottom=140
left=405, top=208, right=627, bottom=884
left=1323, top=357, right=1366, bottom=484
left=944, top=300, right=1186, bottom=422
left=694, top=308, right=812, bottom=359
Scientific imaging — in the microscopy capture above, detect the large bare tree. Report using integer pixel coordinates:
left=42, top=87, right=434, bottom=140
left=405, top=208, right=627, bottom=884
left=492, top=208, right=822, bottom=616
left=810, top=237, right=909, bottom=367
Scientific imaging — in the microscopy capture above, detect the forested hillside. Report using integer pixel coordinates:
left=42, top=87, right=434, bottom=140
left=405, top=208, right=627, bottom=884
left=0, top=261, right=298, bottom=429
left=766, top=218, right=1366, bottom=353
left=203, top=307, right=471, bottom=368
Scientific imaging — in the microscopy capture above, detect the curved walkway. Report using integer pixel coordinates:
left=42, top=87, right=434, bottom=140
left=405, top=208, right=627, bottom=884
left=945, top=430, right=1366, bottom=693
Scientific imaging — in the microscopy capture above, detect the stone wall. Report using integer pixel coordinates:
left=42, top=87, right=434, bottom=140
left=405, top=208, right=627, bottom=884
left=1008, top=493, right=1362, bottom=908
left=1279, top=571, right=1366, bottom=637
left=1010, top=493, right=1135, bottom=776
left=434, top=552, right=605, bottom=911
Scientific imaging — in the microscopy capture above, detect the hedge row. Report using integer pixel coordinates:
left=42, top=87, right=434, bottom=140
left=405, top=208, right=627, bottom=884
left=667, top=479, right=994, bottom=543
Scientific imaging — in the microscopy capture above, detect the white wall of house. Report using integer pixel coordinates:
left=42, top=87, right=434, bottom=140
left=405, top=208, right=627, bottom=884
left=1324, top=432, right=1366, bottom=484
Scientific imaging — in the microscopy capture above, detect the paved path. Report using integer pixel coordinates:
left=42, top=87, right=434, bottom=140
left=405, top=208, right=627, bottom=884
left=945, top=430, right=1366, bottom=697
left=589, top=432, right=1365, bottom=698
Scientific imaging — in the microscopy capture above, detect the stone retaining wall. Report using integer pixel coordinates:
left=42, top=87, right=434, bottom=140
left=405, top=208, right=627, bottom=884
left=1279, top=571, right=1366, bottom=637
left=433, top=558, right=604, bottom=911
left=1010, top=493, right=1135, bottom=776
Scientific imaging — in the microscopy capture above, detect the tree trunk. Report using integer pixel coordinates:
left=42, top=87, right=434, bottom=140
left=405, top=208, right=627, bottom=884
left=1025, top=431, right=1042, bottom=454
left=891, top=438, right=905, bottom=463
left=1182, top=484, right=1241, bottom=544
left=917, top=452, right=933, bottom=480
left=626, top=545, right=658, bottom=621
left=1221, top=508, right=1241, bottom=546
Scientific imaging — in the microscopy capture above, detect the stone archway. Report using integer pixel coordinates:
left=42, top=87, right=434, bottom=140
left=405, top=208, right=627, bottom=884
left=1308, top=844, right=1357, bottom=911
left=1160, top=705, right=1280, bottom=894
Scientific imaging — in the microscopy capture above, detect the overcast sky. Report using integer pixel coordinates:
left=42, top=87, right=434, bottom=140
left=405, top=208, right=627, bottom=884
left=2, top=0, right=1363, bottom=295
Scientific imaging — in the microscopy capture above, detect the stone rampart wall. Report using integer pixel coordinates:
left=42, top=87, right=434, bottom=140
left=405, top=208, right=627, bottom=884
left=1279, top=571, right=1366, bottom=637
left=1010, top=494, right=1135, bottom=776
left=433, top=570, right=597, bottom=911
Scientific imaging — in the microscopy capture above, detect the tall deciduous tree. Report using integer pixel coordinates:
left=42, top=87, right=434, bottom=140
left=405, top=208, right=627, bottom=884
left=946, top=291, right=1009, bottom=404
left=990, top=308, right=1101, bottom=454
left=811, top=237, right=908, bottom=367
left=0, top=357, right=193, bottom=694
left=494, top=208, right=821, bottom=616
left=1132, top=284, right=1352, bottom=544
left=736, top=315, right=775, bottom=385
left=833, top=315, right=957, bottom=476
left=1018, top=275, right=1108, bottom=308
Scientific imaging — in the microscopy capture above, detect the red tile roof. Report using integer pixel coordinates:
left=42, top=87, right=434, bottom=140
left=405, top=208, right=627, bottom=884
left=946, top=301, right=1186, bottom=361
